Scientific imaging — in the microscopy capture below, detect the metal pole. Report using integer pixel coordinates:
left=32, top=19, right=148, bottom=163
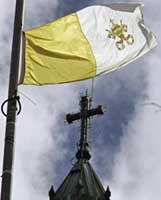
left=80, top=96, right=88, bottom=152
left=1, top=1, right=24, bottom=200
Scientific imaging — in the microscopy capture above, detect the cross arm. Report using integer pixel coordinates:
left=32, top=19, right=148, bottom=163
left=66, top=113, right=81, bottom=124
left=66, top=105, right=104, bottom=124
left=87, top=105, right=104, bottom=117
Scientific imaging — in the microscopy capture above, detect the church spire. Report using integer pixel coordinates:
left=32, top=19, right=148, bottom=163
left=66, top=93, right=104, bottom=160
left=49, top=92, right=111, bottom=200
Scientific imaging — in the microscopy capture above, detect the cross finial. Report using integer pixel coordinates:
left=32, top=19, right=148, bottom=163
left=66, top=93, right=104, bottom=160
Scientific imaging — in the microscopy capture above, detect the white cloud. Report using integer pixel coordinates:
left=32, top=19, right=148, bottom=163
left=110, top=39, right=161, bottom=200
left=11, top=84, right=80, bottom=200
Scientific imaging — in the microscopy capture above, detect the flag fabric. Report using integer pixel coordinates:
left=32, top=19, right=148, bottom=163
left=20, top=3, right=157, bottom=85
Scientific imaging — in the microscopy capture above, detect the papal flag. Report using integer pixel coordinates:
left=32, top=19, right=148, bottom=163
left=20, top=3, right=157, bottom=85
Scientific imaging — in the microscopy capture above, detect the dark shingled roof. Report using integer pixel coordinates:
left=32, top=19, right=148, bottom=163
left=50, top=159, right=108, bottom=200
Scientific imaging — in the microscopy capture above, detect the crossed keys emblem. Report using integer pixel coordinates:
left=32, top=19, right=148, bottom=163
left=106, top=19, right=134, bottom=50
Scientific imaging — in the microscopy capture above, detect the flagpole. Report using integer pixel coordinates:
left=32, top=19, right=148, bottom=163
left=1, top=1, right=24, bottom=200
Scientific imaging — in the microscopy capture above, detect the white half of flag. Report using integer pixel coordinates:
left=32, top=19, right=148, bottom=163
left=77, top=3, right=157, bottom=75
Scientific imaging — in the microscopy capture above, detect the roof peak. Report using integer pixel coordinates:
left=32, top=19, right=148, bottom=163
left=49, top=159, right=111, bottom=200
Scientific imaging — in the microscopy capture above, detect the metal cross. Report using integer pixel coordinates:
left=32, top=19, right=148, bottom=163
left=66, top=94, right=104, bottom=160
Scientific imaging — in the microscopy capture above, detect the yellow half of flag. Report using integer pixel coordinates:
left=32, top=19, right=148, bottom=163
left=22, top=13, right=96, bottom=85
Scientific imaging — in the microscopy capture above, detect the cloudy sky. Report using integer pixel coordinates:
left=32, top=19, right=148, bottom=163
left=0, top=0, right=160, bottom=200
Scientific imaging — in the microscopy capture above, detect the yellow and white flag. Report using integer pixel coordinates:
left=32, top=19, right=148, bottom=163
left=21, top=3, right=157, bottom=85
